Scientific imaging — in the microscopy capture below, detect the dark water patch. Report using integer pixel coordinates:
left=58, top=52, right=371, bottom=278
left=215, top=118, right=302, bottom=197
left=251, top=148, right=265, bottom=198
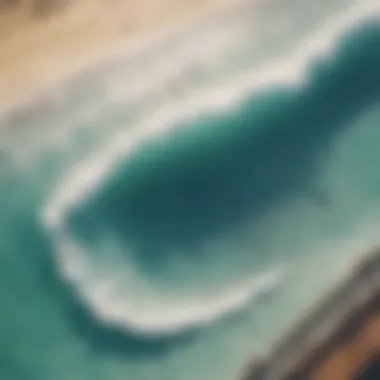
left=64, top=22, right=380, bottom=277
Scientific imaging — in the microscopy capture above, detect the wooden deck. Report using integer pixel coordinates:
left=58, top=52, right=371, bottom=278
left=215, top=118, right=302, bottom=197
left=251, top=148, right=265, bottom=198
left=312, top=313, right=380, bottom=380
left=242, top=250, right=380, bottom=380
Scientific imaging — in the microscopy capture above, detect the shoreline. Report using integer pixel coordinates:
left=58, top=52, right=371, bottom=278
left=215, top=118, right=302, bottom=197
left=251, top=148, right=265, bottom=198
left=0, top=0, right=222, bottom=116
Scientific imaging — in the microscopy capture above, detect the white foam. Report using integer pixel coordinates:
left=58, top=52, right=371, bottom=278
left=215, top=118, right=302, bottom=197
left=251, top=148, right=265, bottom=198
left=41, top=0, right=380, bottom=336
left=42, top=0, right=380, bottom=229
left=49, top=218, right=380, bottom=337
left=54, top=230, right=283, bottom=335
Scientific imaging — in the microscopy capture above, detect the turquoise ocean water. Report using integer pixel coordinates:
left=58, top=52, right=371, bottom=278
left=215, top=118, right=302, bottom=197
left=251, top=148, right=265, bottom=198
left=0, top=1, right=380, bottom=379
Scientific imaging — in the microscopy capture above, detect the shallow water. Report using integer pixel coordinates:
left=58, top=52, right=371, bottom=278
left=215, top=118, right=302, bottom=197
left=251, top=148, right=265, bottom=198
left=1, top=1, right=380, bottom=379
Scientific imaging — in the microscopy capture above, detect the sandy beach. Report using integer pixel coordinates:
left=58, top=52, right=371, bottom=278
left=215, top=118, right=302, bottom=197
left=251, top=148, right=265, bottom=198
left=0, top=0, right=215, bottom=113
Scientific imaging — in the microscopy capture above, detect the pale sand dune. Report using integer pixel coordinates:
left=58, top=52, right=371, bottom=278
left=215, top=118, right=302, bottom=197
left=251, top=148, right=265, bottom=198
left=0, top=0, right=215, bottom=112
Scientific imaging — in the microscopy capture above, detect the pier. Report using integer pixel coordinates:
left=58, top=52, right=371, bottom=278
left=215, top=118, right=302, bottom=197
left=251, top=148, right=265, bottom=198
left=242, top=250, right=380, bottom=380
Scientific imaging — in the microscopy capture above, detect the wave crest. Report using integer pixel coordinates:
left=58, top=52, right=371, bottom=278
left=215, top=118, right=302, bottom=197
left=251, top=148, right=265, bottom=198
left=42, top=0, right=379, bottom=337
left=51, top=230, right=283, bottom=336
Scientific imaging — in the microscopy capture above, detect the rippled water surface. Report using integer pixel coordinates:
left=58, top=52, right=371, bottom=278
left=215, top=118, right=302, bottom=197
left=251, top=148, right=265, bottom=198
left=0, top=1, right=380, bottom=379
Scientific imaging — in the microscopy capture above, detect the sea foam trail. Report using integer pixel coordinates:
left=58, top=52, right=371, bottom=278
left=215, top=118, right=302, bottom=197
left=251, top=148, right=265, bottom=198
left=0, top=0, right=253, bottom=122
left=42, top=0, right=380, bottom=336
left=55, top=231, right=283, bottom=335
left=43, top=0, right=380, bottom=229
left=0, top=0, right=256, bottom=165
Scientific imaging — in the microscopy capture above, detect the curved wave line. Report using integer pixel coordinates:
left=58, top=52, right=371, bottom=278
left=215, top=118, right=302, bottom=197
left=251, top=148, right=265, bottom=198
left=55, top=231, right=283, bottom=335
left=41, top=0, right=379, bottom=337
left=42, top=0, right=380, bottom=230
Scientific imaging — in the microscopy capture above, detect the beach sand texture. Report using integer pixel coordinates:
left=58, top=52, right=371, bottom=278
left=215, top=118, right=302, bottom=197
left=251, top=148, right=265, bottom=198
left=0, top=0, right=211, bottom=111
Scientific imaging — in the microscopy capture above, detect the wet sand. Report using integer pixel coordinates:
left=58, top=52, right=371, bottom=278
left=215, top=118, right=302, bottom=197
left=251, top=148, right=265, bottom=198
left=0, top=0, right=214, bottom=112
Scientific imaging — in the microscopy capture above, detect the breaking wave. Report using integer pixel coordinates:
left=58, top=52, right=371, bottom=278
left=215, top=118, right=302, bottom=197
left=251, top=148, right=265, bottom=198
left=40, top=0, right=380, bottom=338
left=43, top=0, right=379, bottom=228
